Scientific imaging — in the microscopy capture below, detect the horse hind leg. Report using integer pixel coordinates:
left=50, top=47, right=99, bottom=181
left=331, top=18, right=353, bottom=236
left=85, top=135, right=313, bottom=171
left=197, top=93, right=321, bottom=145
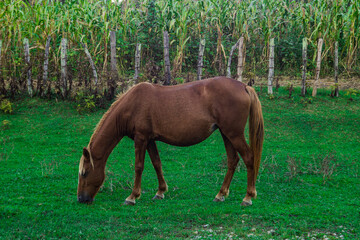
left=147, top=140, right=168, bottom=200
left=214, top=133, right=240, bottom=202
left=230, top=135, right=257, bottom=206
left=216, top=131, right=257, bottom=206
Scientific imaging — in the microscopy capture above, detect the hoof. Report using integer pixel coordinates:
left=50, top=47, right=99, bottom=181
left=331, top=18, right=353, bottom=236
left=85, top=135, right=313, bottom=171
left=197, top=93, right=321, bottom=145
left=213, top=196, right=225, bottom=202
left=241, top=200, right=252, bottom=206
left=152, top=194, right=164, bottom=200
left=124, top=199, right=136, bottom=206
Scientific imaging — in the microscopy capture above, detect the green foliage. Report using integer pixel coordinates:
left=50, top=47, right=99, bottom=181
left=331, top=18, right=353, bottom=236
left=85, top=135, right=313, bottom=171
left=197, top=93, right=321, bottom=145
left=300, top=97, right=313, bottom=106
left=341, top=88, right=360, bottom=103
left=0, top=96, right=13, bottom=114
left=267, top=93, right=275, bottom=100
left=174, top=77, right=185, bottom=84
left=1, top=0, right=360, bottom=98
left=329, top=83, right=339, bottom=96
left=75, top=92, right=96, bottom=114
left=1, top=119, right=11, bottom=130
left=140, top=0, right=162, bottom=63
left=344, top=88, right=359, bottom=101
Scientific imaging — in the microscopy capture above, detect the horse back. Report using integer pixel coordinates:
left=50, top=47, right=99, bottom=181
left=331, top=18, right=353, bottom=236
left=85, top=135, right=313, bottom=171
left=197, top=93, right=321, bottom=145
left=122, top=77, right=250, bottom=145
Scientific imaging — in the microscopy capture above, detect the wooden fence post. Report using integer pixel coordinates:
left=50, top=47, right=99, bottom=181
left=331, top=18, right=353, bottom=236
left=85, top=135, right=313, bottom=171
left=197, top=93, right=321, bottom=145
left=82, top=43, right=98, bottom=87
left=312, top=38, right=323, bottom=97
left=268, top=38, right=275, bottom=94
left=61, top=38, right=67, bottom=98
left=227, top=38, right=240, bottom=78
left=334, top=41, right=339, bottom=97
left=23, top=38, right=32, bottom=96
left=42, top=36, right=51, bottom=96
left=237, top=36, right=245, bottom=82
left=134, top=43, right=141, bottom=83
left=109, top=31, right=117, bottom=99
left=301, top=37, right=307, bottom=96
left=197, top=38, right=205, bottom=80
left=163, top=31, right=171, bottom=85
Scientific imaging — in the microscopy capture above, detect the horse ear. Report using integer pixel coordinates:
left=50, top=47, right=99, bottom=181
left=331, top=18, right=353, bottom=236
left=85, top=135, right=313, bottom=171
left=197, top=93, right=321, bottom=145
left=83, top=147, right=90, bottom=160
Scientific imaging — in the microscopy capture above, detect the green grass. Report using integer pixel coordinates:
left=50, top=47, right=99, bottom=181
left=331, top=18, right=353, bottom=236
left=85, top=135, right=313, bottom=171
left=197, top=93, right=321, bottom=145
left=1, top=87, right=359, bottom=239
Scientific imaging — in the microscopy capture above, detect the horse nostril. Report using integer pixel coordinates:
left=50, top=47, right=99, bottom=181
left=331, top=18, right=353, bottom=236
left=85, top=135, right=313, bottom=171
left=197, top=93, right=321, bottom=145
left=78, top=193, right=93, bottom=204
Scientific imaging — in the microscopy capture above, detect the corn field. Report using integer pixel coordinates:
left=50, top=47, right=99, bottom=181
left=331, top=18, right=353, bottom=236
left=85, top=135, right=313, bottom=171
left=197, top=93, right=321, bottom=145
left=0, top=0, right=359, bottom=98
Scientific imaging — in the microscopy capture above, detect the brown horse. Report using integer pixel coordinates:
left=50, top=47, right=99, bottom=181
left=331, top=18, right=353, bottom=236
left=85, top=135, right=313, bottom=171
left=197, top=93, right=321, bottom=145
left=77, top=77, right=264, bottom=206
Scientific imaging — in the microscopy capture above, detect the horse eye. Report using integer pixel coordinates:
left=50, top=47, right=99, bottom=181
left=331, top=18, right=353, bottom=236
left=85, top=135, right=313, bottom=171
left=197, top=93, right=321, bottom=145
left=81, top=171, right=89, bottom=178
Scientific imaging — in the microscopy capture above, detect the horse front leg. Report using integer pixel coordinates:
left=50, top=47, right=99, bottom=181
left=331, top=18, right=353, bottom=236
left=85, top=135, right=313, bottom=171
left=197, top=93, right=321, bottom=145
left=147, top=140, right=168, bottom=200
left=124, top=135, right=147, bottom=205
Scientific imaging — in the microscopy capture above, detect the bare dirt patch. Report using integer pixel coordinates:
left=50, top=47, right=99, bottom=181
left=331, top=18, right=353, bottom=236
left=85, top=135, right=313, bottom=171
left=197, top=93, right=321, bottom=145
left=250, top=76, right=360, bottom=90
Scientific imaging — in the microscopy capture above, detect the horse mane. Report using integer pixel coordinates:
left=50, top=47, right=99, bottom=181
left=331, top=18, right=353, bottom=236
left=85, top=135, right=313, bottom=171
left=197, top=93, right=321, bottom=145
left=88, top=83, right=141, bottom=147
left=79, top=92, right=126, bottom=174
left=89, top=94, right=122, bottom=146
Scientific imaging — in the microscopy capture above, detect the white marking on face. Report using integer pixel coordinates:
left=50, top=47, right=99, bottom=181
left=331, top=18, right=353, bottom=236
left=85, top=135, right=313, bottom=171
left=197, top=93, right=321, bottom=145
left=79, top=156, right=85, bottom=175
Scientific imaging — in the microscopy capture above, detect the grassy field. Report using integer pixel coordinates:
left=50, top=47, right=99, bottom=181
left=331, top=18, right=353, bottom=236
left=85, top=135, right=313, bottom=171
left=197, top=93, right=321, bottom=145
left=1, top=86, right=359, bottom=239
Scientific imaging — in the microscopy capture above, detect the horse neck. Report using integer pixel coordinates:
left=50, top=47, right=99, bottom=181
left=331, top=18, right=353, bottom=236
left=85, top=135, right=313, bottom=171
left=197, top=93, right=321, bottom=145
left=89, top=110, right=123, bottom=162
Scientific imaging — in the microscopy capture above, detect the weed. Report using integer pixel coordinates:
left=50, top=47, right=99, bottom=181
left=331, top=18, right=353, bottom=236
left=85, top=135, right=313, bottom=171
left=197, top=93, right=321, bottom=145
left=319, top=154, right=339, bottom=184
left=75, top=92, right=96, bottom=114
left=300, top=97, right=313, bottom=106
left=261, top=155, right=282, bottom=182
left=0, top=96, right=13, bottom=114
left=0, top=137, right=13, bottom=161
left=344, top=88, right=359, bottom=102
left=219, top=153, right=246, bottom=173
left=102, top=167, right=127, bottom=193
left=174, top=77, right=185, bottom=85
left=1, top=119, right=11, bottom=130
left=40, top=159, right=58, bottom=177
left=286, top=155, right=302, bottom=181
left=267, top=94, right=275, bottom=100
left=308, top=153, right=339, bottom=184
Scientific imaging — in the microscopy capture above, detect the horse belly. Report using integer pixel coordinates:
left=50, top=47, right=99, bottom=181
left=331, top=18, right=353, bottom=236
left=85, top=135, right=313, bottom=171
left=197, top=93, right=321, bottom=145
left=155, top=119, right=215, bottom=147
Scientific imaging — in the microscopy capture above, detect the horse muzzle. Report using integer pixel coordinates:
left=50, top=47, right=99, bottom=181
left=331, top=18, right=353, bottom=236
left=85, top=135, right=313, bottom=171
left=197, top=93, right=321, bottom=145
left=77, top=193, right=93, bottom=204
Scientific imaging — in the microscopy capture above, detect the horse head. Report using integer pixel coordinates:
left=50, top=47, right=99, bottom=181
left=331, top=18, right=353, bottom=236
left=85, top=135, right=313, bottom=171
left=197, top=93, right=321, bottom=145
left=77, top=147, right=105, bottom=203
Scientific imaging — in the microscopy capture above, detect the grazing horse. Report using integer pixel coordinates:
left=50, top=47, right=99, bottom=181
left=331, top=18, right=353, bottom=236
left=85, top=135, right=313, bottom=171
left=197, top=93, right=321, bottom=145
left=77, top=77, right=264, bottom=206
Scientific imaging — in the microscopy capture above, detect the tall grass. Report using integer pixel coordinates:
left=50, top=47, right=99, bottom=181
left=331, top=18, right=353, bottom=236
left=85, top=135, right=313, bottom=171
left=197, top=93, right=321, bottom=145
left=0, top=0, right=359, bottom=97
